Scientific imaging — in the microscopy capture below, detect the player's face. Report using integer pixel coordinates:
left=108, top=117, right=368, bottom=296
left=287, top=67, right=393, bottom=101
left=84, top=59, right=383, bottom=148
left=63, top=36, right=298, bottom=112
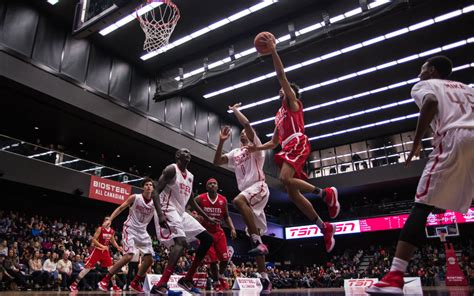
left=176, top=148, right=192, bottom=164
left=143, top=181, right=154, bottom=193
left=418, top=62, right=434, bottom=81
left=279, top=88, right=284, bottom=99
left=240, top=130, right=249, bottom=144
left=207, top=181, right=218, bottom=193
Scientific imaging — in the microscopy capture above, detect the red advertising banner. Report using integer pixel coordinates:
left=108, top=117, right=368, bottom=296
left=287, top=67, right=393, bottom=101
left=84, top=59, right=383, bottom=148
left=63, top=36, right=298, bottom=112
left=445, top=243, right=468, bottom=286
left=89, top=175, right=131, bottom=205
left=285, top=207, right=474, bottom=239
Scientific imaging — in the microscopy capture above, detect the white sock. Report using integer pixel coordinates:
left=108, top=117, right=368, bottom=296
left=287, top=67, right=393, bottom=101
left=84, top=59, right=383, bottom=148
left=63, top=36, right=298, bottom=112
left=251, top=234, right=262, bottom=245
left=390, top=257, right=408, bottom=273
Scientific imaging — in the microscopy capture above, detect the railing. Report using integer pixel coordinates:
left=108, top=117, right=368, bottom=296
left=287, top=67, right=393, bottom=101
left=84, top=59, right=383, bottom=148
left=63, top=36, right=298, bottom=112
left=307, top=131, right=433, bottom=178
left=0, top=134, right=144, bottom=187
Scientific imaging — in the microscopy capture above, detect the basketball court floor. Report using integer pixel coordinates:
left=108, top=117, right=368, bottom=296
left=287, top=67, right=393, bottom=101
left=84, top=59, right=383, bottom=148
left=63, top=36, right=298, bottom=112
left=0, top=286, right=472, bottom=296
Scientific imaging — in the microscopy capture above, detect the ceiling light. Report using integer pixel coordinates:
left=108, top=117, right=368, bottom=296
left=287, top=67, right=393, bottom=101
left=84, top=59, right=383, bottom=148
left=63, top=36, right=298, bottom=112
left=177, top=0, right=399, bottom=81
left=140, top=0, right=277, bottom=60
left=250, top=63, right=472, bottom=126
left=34, top=126, right=39, bottom=130
left=100, top=1, right=162, bottom=36
left=47, top=0, right=59, bottom=4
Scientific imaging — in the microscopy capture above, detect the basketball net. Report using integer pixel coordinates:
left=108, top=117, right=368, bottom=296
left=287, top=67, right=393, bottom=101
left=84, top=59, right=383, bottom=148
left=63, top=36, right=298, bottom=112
left=136, top=0, right=180, bottom=53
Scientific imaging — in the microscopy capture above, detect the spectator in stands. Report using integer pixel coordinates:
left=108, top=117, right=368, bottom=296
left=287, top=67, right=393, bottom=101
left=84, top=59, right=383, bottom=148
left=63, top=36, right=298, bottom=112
left=29, top=250, right=48, bottom=289
left=3, top=249, right=28, bottom=289
left=42, top=252, right=58, bottom=289
left=0, top=241, right=7, bottom=256
left=57, top=251, right=73, bottom=290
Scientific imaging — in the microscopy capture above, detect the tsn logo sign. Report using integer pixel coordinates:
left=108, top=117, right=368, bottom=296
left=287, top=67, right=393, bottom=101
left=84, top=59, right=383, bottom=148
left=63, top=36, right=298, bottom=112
left=285, top=220, right=360, bottom=239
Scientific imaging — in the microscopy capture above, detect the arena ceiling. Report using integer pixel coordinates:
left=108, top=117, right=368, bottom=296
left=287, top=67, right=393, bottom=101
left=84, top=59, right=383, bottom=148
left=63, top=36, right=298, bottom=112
left=5, top=0, right=473, bottom=212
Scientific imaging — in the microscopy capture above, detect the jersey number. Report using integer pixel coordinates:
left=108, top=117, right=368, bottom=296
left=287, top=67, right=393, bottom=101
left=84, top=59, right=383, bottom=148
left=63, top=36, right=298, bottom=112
left=446, top=92, right=474, bottom=114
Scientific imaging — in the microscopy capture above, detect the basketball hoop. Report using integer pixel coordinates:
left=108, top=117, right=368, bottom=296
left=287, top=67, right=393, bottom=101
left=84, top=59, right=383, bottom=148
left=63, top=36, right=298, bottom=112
left=136, top=0, right=180, bottom=53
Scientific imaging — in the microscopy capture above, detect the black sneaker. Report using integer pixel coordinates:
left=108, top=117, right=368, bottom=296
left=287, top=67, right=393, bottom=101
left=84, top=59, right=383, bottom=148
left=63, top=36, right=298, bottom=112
left=150, top=283, right=183, bottom=296
left=177, top=277, right=201, bottom=294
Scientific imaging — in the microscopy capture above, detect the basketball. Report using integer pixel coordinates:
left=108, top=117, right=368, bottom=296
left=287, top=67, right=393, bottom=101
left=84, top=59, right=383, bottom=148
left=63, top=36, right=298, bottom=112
left=254, top=31, right=275, bottom=55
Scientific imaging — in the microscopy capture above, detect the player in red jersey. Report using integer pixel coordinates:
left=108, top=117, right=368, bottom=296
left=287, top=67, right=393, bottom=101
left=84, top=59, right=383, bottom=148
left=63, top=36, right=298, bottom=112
left=246, top=33, right=340, bottom=252
left=69, top=217, right=122, bottom=292
left=195, top=178, right=236, bottom=292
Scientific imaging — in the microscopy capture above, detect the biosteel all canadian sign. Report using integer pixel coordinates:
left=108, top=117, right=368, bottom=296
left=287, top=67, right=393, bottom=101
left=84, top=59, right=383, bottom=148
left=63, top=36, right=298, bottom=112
left=285, top=207, right=474, bottom=240
left=89, top=175, right=131, bottom=205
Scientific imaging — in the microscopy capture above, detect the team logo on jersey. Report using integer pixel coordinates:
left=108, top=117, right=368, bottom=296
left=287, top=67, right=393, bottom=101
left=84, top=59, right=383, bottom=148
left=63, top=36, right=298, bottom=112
left=219, top=200, right=223, bottom=205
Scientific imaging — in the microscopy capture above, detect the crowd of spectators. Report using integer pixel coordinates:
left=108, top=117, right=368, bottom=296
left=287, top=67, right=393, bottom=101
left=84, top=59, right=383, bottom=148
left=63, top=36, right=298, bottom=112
left=1, top=209, right=473, bottom=291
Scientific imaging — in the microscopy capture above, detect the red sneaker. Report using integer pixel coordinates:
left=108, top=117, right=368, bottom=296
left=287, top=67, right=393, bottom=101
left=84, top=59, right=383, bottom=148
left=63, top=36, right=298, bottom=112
left=324, top=187, right=340, bottom=219
left=248, top=243, right=269, bottom=256
left=366, top=271, right=404, bottom=295
left=111, top=285, right=122, bottom=292
left=69, top=282, right=78, bottom=292
left=130, top=279, right=144, bottom=293
left=98, top=279, right=109, bottom=292
left=323, top=222, right=335, bottom=252
left=219, top=277, right=229, bottom=290
left=213, top=281, right=223, bottom=294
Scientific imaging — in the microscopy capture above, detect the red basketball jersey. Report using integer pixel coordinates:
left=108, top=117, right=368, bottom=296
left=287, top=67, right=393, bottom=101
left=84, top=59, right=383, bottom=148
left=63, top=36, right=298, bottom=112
left=98, top=227, right=114, bottom=247
left=196, top=193, right=227, bottom=233
left=275, top=99, right=305, bottom=144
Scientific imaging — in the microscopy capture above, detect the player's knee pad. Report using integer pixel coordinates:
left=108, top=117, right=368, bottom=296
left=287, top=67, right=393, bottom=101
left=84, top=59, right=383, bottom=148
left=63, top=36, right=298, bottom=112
left=399, top=203, right=434, bottom=248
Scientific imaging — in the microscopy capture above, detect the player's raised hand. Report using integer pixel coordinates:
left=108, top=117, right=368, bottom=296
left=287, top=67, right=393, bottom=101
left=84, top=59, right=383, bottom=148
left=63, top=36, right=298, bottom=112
left=262, top=33, right=276, bottom=51
left=220, top=126, right=231, bottom=142
left=228, top=103, right=242, bottom=112
left=405, top=142, right=421, bottom=167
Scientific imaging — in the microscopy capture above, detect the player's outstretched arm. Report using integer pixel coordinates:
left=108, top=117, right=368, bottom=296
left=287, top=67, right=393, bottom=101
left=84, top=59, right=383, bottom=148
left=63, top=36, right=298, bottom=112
left=246, top=127, right=279, bottom=152
left=213, top=126, right=230, bottom=166
left=153, top=165, right=176, bottom=225
left=187, top=196, right=219, bottom=224
left=229, top=103, right=255, bottom=143
left=406, top=94, right=438, bottom=165
left=109, top=194, right=136, bottom=223
left=263, top=33, right=299, bottom=112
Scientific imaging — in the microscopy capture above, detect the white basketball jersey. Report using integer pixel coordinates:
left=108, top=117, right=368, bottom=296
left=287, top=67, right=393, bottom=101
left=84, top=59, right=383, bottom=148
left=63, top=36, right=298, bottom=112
left=159, top=164, right=194, bottom=215
left=124, top=194, right=155, bottom=230
left=225, top=134, right=265, bottom=192
left=411, top=79, right=474, bottom=142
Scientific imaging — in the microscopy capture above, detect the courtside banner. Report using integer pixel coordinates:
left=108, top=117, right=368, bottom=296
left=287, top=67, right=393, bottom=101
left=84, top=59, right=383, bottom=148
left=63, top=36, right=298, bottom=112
left=344, top=278, right=378, bottom=295
left=88, top=175, right=131, bottom=204
left=285, top=208, right=474, bottom=239
left=232, top=277, right=263, bottom=292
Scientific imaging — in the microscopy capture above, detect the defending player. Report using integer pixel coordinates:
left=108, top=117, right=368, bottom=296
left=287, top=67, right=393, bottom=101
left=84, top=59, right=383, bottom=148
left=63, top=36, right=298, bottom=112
left=150, top=148, right=217, bottom=295
left=97, top=178, right=156, bottom=293
left=246, top=33, right=340, bottom=252
left=367, top=56, right=474, bottom=294
left=195, top=178, right=237, bottom=292
left=213, top=104, right=272, bottom=293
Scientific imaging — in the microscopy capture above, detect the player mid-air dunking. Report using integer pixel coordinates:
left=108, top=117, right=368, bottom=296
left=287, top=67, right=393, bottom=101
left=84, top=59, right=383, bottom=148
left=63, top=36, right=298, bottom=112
left=367, top=56, right=474, bottom=294
left=247, top=33, right=340, bottom=252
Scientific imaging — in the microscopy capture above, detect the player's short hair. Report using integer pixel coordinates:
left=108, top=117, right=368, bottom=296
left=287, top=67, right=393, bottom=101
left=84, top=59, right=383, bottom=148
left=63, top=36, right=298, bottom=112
left=426, top=56, right=452, bottom=79
left=290, top=82, right=301, bottom=99
left=142, top=177, right=155, bottom=188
